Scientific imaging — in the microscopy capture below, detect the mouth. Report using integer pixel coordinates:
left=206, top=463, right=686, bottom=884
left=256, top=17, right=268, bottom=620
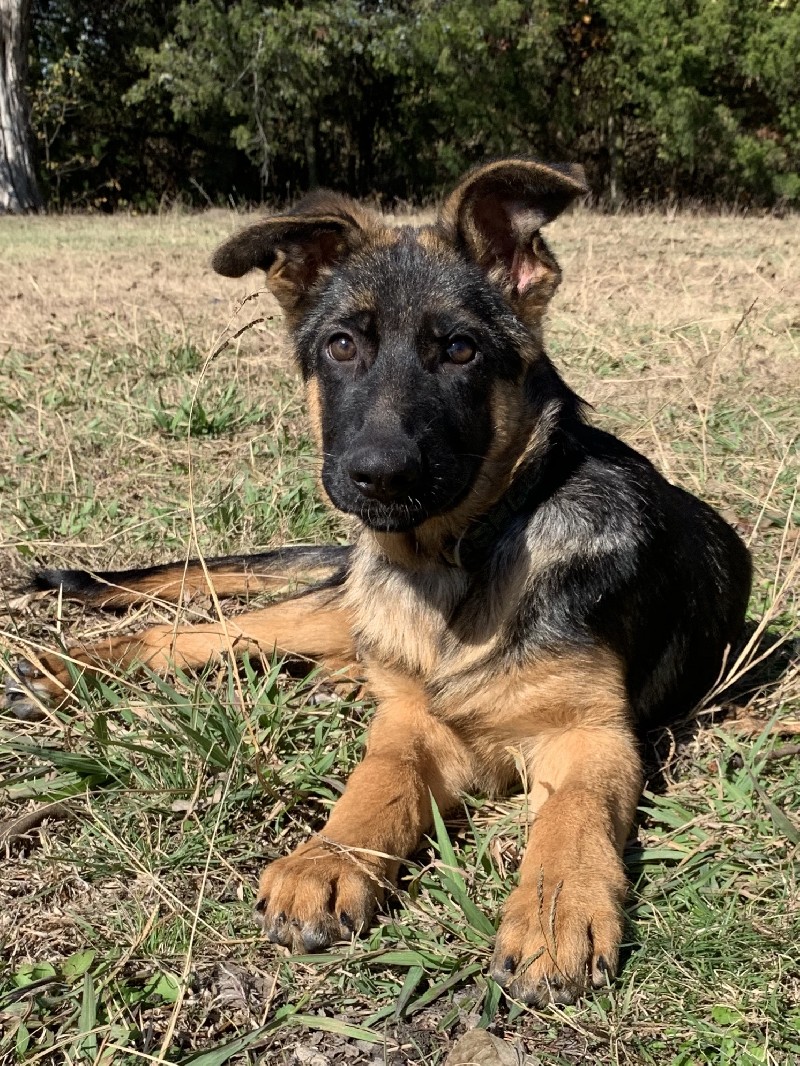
left=349, top=497, right=429, bottom=532
left=322, top=460, right=478, bottom=532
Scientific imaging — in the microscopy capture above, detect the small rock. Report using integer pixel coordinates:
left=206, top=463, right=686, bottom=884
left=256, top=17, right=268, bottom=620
left=445, top=1029, right=524, bottom=1066
left=292, top=1047, right=330, bottom=1066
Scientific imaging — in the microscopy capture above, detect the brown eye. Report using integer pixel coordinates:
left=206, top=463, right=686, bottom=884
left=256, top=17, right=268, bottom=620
left=445, top=336, right=477, bottom=365
left=327, top=333, right=357, bottom=362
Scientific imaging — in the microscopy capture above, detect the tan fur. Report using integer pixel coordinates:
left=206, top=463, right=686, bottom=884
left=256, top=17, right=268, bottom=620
left=26, top=588, right=356, bottom=699
left=305, top=377, right=325, bottom=465
left=491, top=712, right=641, bottom=1001
left=344, top=539, right=468, bottom=676
left=254, top=556, right=637, bottom=998
left=415, top=224, right=458, bottom=256
left=24, top=540, right=638, bottom=1007
left=257, top=667, right=475, bottom=946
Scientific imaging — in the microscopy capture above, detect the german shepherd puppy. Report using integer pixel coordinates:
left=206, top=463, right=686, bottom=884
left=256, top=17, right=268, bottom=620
left=6, top=159, right=752, bottom=1005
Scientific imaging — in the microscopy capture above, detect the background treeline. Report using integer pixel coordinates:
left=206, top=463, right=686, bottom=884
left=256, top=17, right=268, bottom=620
left=30, top=0, right=800, bottom=209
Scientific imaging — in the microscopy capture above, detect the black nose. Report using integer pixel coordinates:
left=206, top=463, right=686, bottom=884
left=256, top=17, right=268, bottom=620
left=347, top=447, right=422, bottom=502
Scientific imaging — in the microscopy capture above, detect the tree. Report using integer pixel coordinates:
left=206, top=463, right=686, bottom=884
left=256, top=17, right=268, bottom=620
left=27, top=0, right=245, bottom=210
left=1, top=0, right=40, bottom=211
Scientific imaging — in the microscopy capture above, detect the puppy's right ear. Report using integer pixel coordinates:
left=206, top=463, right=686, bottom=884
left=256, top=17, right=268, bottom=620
left=212, top=192, right=375, bottom=323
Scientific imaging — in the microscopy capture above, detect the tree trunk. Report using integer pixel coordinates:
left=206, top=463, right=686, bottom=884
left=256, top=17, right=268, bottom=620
left=304, top=125, right=318, bottom=189
left=0, top=0, right=41, bottom=212
left=608, top=112, right=622, bottom=208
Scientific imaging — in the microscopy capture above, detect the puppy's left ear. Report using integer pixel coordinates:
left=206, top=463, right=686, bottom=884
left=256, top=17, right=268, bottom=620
left=439, top=158, right=588, bottom=324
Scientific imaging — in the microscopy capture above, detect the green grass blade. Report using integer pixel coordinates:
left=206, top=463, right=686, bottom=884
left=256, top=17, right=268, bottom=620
left=78, top=971, right=97, bottom=1060
left=429, top=796, right=495, bottom=939
left=394, top=965, right=425, bottom=1019
left=284, top=1014, right=383, bottom=1043
left=178, top=1028, right=267, bottom=1065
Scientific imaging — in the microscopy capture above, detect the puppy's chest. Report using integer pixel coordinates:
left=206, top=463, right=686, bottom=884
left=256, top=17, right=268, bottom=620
left=346, top=550, right=507, bottom=684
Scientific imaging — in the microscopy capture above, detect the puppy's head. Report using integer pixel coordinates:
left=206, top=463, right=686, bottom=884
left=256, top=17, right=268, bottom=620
left=213, top=160, right=586, bottom=533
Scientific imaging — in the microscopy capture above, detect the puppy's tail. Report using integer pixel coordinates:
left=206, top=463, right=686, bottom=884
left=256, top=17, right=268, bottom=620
left=30, top=545, right=351, bottom=609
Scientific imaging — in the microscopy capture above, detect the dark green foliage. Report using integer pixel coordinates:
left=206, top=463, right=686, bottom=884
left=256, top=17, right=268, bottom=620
left=29, top=0, right=800, bottom=207
left=28, top=0, right=260, bottom=208
left=592, top=0, right=800, bottom=203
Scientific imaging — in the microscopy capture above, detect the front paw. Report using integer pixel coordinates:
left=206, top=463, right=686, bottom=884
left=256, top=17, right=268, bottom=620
left=490, top=863, right=625, bottom=1006
left=256, top=838, right=385, bottom=952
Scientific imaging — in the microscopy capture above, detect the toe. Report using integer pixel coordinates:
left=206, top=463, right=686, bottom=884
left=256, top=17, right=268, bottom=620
left=299, top=916, right=339, bottom=951
left=255, top=845, right=382, bottom=953
left=591, top=953, right=613, bottom=988
left=266, top=911, right=291, bottom=946
left=14, top=659, right=41, bottom=680
left=489, top=951, right=518, bottom=988
left=334, top=867, right=378, bottom=935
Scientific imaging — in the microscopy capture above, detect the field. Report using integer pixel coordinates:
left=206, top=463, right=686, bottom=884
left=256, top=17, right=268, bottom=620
left=1, top=206, right=798, bottom=1066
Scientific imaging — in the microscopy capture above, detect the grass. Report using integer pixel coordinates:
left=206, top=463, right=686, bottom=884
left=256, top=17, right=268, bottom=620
left=1, top=205, right=798, bottom=1065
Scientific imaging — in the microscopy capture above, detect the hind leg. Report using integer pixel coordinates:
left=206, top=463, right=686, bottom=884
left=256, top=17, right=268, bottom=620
left=4, top=587, right=355, bottom=716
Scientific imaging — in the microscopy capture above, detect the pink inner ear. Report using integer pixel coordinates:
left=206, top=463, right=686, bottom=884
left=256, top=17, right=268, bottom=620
left=511, top=248, right=550, bottom=294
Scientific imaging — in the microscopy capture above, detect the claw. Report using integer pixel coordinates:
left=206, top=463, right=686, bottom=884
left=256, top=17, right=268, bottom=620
left=4, top=671, right=45, bottom=721
left=14, top=659, right=40, bottom=680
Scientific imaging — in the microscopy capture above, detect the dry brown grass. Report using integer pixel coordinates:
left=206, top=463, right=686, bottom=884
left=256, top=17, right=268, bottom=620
left=0, top=207, right=798, bottom=1065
